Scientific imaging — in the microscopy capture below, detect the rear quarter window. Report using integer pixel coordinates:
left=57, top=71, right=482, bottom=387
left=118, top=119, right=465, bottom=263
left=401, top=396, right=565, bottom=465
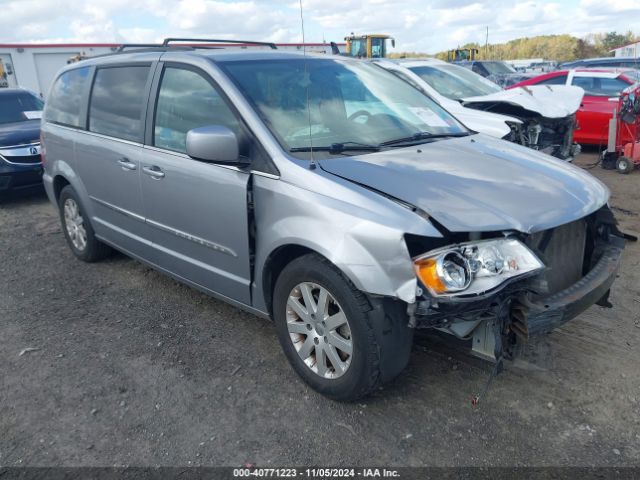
left=599, top=77, right=631, bottom=96
left=44, top=67, right=91, bottom=128
left=88, top=66, right=151, bottom=142
left=537, top=74, right=567, bottom=85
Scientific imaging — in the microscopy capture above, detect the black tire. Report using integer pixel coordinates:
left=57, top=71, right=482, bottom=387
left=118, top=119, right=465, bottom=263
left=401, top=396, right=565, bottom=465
left=273, top=253, right=389, bottom=401
left=58, top=185, right=111, bottom=262
left=616, top=156, right=634, bottom=175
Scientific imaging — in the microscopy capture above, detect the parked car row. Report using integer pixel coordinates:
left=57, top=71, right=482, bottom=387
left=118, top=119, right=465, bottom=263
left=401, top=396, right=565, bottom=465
left=411, top=57, right=640, bottom=150
left=454, top=56, right=640, bottom=86
left=37, top=44, right=626, bottom=400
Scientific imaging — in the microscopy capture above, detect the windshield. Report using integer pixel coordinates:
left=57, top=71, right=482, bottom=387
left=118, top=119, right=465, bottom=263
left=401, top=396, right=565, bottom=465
left=482, top=61, right=516, bottom=75
left=219, top=58, right=467, bottom=157
left=370, top=37, right=386, bottom=58
left=408, top=64, right=502, bottom=99
left=347, top=38, right=367, bottom=58
left=0, top=92, right=44, bottom=124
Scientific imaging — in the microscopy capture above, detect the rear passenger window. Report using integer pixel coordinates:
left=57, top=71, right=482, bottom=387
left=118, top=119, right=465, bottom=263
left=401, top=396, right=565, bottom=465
left=154, top=67, right=240, bottom=153
left=89, top=66, right=150, bottom=142
left=572, top=76, right=628, bottom=96
left=45, top=67, right=90, bottom=128
left=538, top=74, right=567, bottom=85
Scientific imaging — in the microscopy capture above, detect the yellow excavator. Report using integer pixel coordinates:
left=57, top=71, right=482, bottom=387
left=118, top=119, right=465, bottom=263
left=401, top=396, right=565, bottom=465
left=447, top=48, right=479, bottom=62
left=343, top=33, right=395, bottom=59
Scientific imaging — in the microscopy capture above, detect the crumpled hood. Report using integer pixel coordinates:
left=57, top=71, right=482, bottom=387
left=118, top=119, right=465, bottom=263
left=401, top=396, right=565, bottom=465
left=319, top=134, right=609, bottom=233
left=0, top=120, right=41, bottom=147
left=462, top=85, right=584, bottom=119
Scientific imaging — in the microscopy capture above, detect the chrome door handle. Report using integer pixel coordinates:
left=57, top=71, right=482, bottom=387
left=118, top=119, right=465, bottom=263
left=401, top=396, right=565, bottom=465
left=142, top=165, right=165, bottom=179
left=118, top=157, right=137, bottom=171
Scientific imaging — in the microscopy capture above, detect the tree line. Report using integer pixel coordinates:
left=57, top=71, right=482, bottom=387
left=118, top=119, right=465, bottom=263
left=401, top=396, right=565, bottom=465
left=390, top=31, right=638, bottom=62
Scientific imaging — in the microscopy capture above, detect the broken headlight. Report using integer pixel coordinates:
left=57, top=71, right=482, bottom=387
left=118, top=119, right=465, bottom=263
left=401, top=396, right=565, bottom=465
left=413, top=238, right=544, bottom=297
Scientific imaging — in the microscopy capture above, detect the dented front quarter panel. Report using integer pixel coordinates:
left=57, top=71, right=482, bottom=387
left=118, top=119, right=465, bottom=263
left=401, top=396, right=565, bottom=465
left=251, top=161, right=443, bottom=312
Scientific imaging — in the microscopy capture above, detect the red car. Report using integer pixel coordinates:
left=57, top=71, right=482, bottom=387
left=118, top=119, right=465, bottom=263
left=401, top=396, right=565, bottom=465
left=509, top=68, right=640, bottom=145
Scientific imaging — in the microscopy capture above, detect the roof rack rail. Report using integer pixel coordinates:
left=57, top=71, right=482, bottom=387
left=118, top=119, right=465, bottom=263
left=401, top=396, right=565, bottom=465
left=116, top=43, right=166, bottom=52
left=162, top=38, right=278, bottom=50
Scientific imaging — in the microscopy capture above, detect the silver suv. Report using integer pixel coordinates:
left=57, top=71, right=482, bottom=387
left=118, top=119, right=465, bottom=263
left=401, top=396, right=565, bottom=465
left=41, top=41, right=625, bottom=400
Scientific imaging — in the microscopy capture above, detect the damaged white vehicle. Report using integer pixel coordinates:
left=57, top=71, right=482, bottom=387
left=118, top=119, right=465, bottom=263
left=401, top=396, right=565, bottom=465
left=375, top=58, right=584, bottom=161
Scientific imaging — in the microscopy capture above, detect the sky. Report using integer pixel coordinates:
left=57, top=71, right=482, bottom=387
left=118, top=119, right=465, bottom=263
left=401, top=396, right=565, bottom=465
left=0, top=0, right=639, bottom=53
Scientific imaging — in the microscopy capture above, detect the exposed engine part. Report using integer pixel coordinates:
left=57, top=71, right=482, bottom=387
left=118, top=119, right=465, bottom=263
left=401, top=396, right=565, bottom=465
left=526, top=122, right=542, bottom=147
left=471, top=96, right=580, bottom=161
left=512, top=115, right=580, bottom=161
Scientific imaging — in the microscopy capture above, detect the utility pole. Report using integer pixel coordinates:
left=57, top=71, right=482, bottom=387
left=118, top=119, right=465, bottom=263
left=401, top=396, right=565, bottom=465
left=485, top=26, right=489, bottom=59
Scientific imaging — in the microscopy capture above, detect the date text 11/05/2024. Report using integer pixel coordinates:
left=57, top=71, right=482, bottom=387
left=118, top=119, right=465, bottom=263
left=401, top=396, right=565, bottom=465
left=232, top=468, right=400, bottom=478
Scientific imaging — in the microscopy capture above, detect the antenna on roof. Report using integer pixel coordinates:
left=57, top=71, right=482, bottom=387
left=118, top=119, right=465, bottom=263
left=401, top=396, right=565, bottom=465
left=299, top=0, right=316, bottom=169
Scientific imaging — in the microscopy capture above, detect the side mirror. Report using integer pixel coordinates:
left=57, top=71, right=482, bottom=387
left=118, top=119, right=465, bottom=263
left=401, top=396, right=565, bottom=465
left=391, top=39, right=396, bottom=48
left=186, top=125, right=245, bottom=164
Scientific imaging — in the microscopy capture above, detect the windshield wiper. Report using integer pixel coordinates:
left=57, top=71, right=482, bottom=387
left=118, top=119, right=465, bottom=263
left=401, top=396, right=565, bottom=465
left=290, top=142, right=381, bottom=154
left=380, top=131, right=470, bottom=147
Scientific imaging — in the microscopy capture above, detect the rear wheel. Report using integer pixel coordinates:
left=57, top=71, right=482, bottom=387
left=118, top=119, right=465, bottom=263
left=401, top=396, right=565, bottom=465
left=273, top=254, right=387, bottom=401
left=59, top=185, right=111, bottom=262
left=616, top=156, right=634, bottom=174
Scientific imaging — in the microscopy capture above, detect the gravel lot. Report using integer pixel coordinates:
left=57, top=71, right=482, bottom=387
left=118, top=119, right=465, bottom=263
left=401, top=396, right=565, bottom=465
left=1, top=151, right=639, bottom=468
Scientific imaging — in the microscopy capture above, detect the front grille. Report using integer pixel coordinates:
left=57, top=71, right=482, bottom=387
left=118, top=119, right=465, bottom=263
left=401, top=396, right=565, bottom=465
left=0, top=143, right=42, bottom=165
left=2, top=154, right=42, bottom=164
left=526, top=219, right=587, bottom=297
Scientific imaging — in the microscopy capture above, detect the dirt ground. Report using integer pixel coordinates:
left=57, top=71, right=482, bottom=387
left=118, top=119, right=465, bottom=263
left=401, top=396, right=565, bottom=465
left=0, top=150, right=639, bottom=468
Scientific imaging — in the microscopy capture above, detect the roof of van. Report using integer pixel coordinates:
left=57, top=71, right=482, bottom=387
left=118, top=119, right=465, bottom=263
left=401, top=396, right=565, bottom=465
left=79, top=48, right=334, bottom=65
left=54, top=48, right=354, bottom=79
left=201, top=49, right=329, bottom=62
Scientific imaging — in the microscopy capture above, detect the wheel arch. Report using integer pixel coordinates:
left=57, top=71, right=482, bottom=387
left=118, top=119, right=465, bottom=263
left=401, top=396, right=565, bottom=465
left=261, top=243, right=323, bottom=317
left=53, top=174, right=71, bottom=204
left=46, top=160, right=94, bottom=218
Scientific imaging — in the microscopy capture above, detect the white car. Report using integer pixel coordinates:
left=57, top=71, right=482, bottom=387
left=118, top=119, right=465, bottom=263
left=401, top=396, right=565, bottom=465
left=375, top=58, right=584, bottom=161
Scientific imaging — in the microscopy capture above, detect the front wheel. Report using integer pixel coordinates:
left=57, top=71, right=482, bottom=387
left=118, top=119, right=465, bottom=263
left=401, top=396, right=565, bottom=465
left=273, top=254, right=409, bottom=401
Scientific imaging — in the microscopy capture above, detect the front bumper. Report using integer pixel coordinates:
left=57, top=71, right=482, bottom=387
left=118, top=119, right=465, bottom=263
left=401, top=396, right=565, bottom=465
left=0, top=167, right=43, bottom=192
left=411, top=233, right=625, bottom=337
left=514, top=234, right=624, bottom=336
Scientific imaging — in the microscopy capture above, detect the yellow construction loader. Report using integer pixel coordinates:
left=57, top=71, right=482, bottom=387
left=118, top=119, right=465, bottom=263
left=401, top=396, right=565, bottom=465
left=447, top=48, right=479, bottom=62
left=343, top=34, right=395, bottom=58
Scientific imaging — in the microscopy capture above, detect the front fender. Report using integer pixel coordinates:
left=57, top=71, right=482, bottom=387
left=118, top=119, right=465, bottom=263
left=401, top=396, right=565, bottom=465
left=252, top=174, right=441, bottom=312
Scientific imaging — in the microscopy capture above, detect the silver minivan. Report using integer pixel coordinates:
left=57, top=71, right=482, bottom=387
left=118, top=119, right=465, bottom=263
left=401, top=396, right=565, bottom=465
left=41, top=42, right=625, bottom=400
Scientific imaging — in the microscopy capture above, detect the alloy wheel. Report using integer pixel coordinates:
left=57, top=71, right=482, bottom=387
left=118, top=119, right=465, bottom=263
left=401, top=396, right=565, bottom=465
left=63, top=198, right=87, bottom=252
left=286, top=282, right=353, bottom=379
